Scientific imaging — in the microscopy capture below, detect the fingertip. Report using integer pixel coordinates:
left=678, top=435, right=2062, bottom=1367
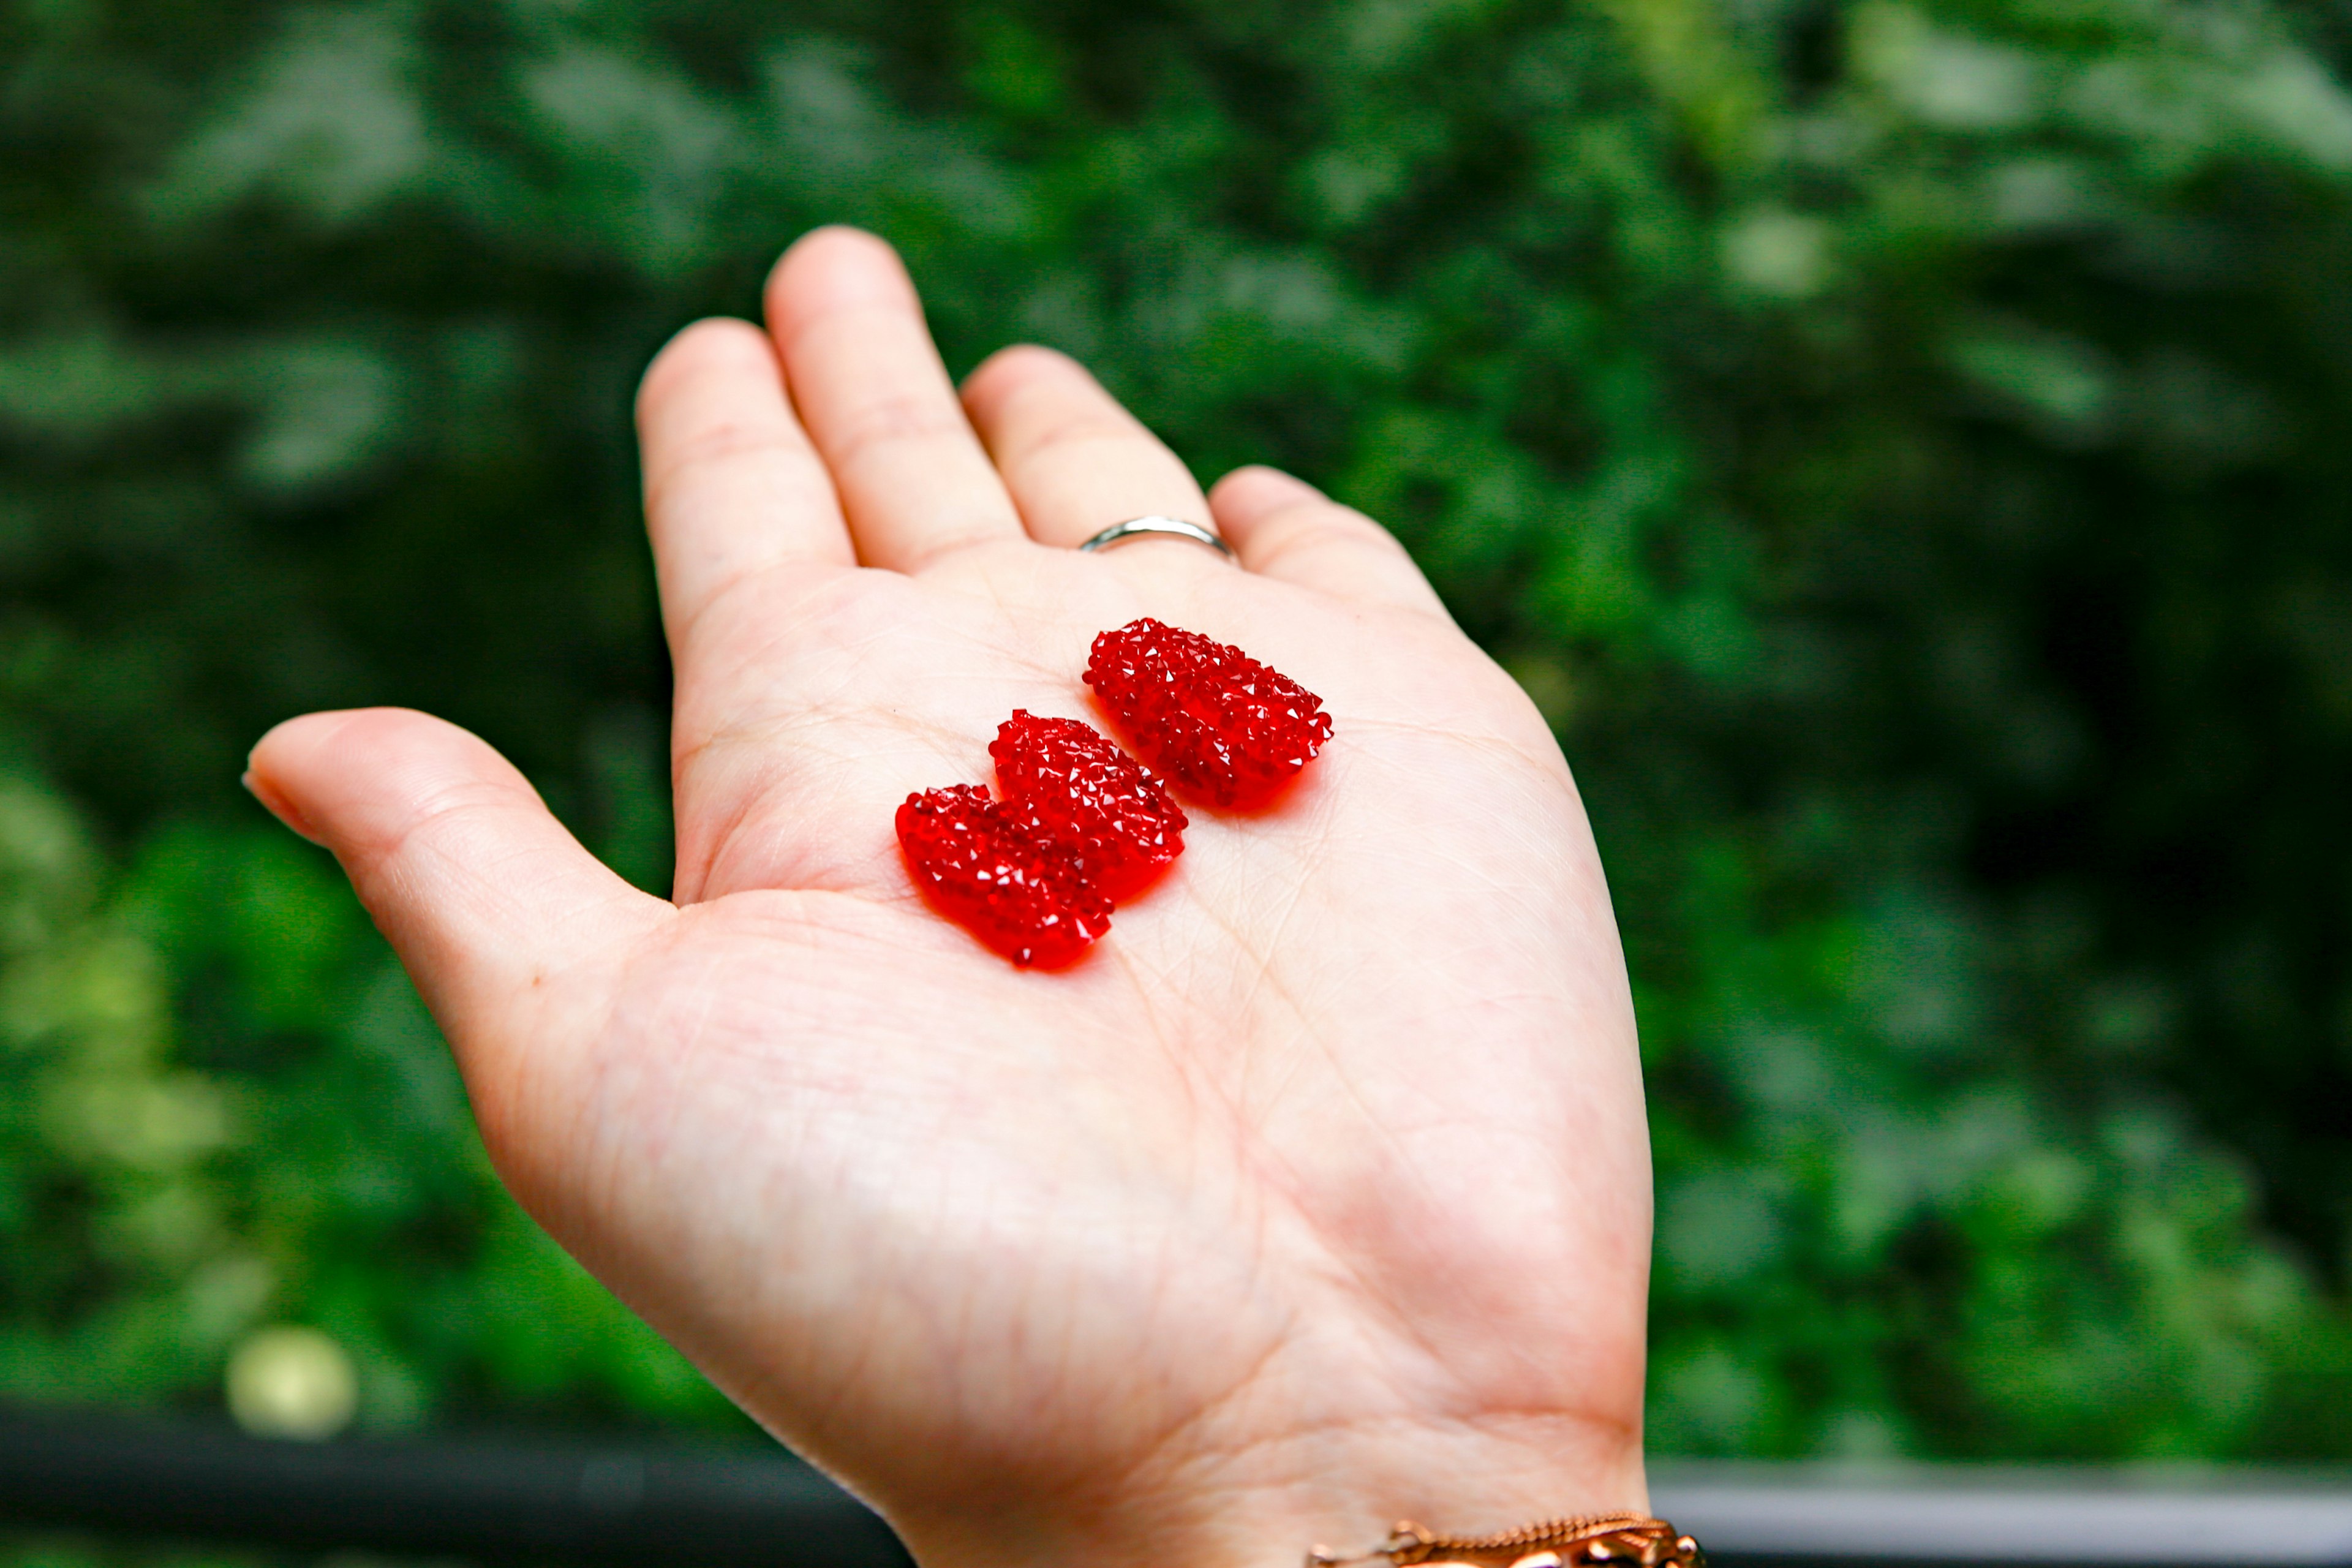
left=960, top=344, right=1142, bottom=461
left=1207, top=466, right=1449, bottom=617
left=638, top=317, right=775, bottom=421
left=766, top=226, right=919, bottom=339
left=961, top=342, right=1087, bottom=410
left=251, top=703, right=484, bottom=794
left=1208, top=464, right=1324, bottom=524
left=246, top=707, right=375, bottom=832
left=781, top=222, right=897, bottom=267
left=246, top=707, right=548, bottom=875
left=241, top=766, right=321, bottom=843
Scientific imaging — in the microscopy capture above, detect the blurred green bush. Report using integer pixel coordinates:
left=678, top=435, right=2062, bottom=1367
left=7, top=0, right=2352, bottom=1474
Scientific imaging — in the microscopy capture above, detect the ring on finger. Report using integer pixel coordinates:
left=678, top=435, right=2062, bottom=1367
left=1077, top=515, right=1235, bottom=561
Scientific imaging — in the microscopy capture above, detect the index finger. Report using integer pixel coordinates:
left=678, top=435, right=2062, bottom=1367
left=636, top=317, right=856, bottom=662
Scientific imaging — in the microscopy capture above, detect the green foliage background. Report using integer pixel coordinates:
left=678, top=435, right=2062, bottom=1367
left=8, top=0, right=2352, bottom=1525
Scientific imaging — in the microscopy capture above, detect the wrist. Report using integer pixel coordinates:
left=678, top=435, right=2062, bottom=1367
left=897, top=1411, right=1646, bottom=1568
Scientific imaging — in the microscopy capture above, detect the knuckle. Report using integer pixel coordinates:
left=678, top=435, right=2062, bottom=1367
left=906, top=520, right=1023, bottom=569
left=641, top=423, right=818, bottom=511
left=1015, top=409, right=1139, bottom=464
left=825, top=392, right=970, bottom=470
left=666, top=420, right=797, bottom=470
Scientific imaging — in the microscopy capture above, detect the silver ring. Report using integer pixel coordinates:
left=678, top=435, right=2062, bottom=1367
left=1077, top=515, right=1235, bottom=560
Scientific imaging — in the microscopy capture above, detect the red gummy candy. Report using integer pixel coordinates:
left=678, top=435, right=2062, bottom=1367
left=895, top=784, right=1112, bottom=968
left=1083, top=619, right=1335, bottom=810
left=990, top=710, right=1186, bottom=903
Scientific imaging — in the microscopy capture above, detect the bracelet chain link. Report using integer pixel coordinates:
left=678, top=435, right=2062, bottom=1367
left=1308, top=1515, right=1702, bottom=1568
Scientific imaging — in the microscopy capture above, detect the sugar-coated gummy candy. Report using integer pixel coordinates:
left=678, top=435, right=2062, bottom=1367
left=1083, top=618, right=1334, bottom=810
left=895, top=784, right=1112, bottom=968
left=990, top=710, right=1186, bottom=903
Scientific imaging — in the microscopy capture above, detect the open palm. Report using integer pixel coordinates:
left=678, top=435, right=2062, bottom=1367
left=249, top=228, right=1652, bottom=1568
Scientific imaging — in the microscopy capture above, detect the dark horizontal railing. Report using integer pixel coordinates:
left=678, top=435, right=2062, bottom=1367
left=6, top=1402, right=2351, bottom=1566
left=0, top=1403, right=907, bottom=1567
left=1654, top=1463, right=2352, bottom=1565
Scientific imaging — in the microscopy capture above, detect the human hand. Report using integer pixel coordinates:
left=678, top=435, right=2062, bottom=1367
left=246, top=227, right=1651, bottom=1568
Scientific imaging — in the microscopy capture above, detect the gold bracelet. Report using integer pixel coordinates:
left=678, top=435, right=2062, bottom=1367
left=1308, top=1515, right=1702, bottom=1568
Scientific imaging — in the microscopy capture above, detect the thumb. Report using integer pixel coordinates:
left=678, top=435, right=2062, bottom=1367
left=246, top=707, right=670, bottom=1133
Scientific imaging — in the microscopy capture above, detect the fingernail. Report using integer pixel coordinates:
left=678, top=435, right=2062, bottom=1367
left=241, top=769, right=324, bottom=845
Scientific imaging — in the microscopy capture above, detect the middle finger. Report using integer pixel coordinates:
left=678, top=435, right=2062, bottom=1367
left=766, top=228, right=1027, bottom=574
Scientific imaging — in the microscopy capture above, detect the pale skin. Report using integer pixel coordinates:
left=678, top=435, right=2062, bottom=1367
left=245, top=227, right=1653, bottom=1568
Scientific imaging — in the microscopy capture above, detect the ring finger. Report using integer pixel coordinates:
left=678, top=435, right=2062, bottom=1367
left=960, top=345, right=1226, bottom=568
